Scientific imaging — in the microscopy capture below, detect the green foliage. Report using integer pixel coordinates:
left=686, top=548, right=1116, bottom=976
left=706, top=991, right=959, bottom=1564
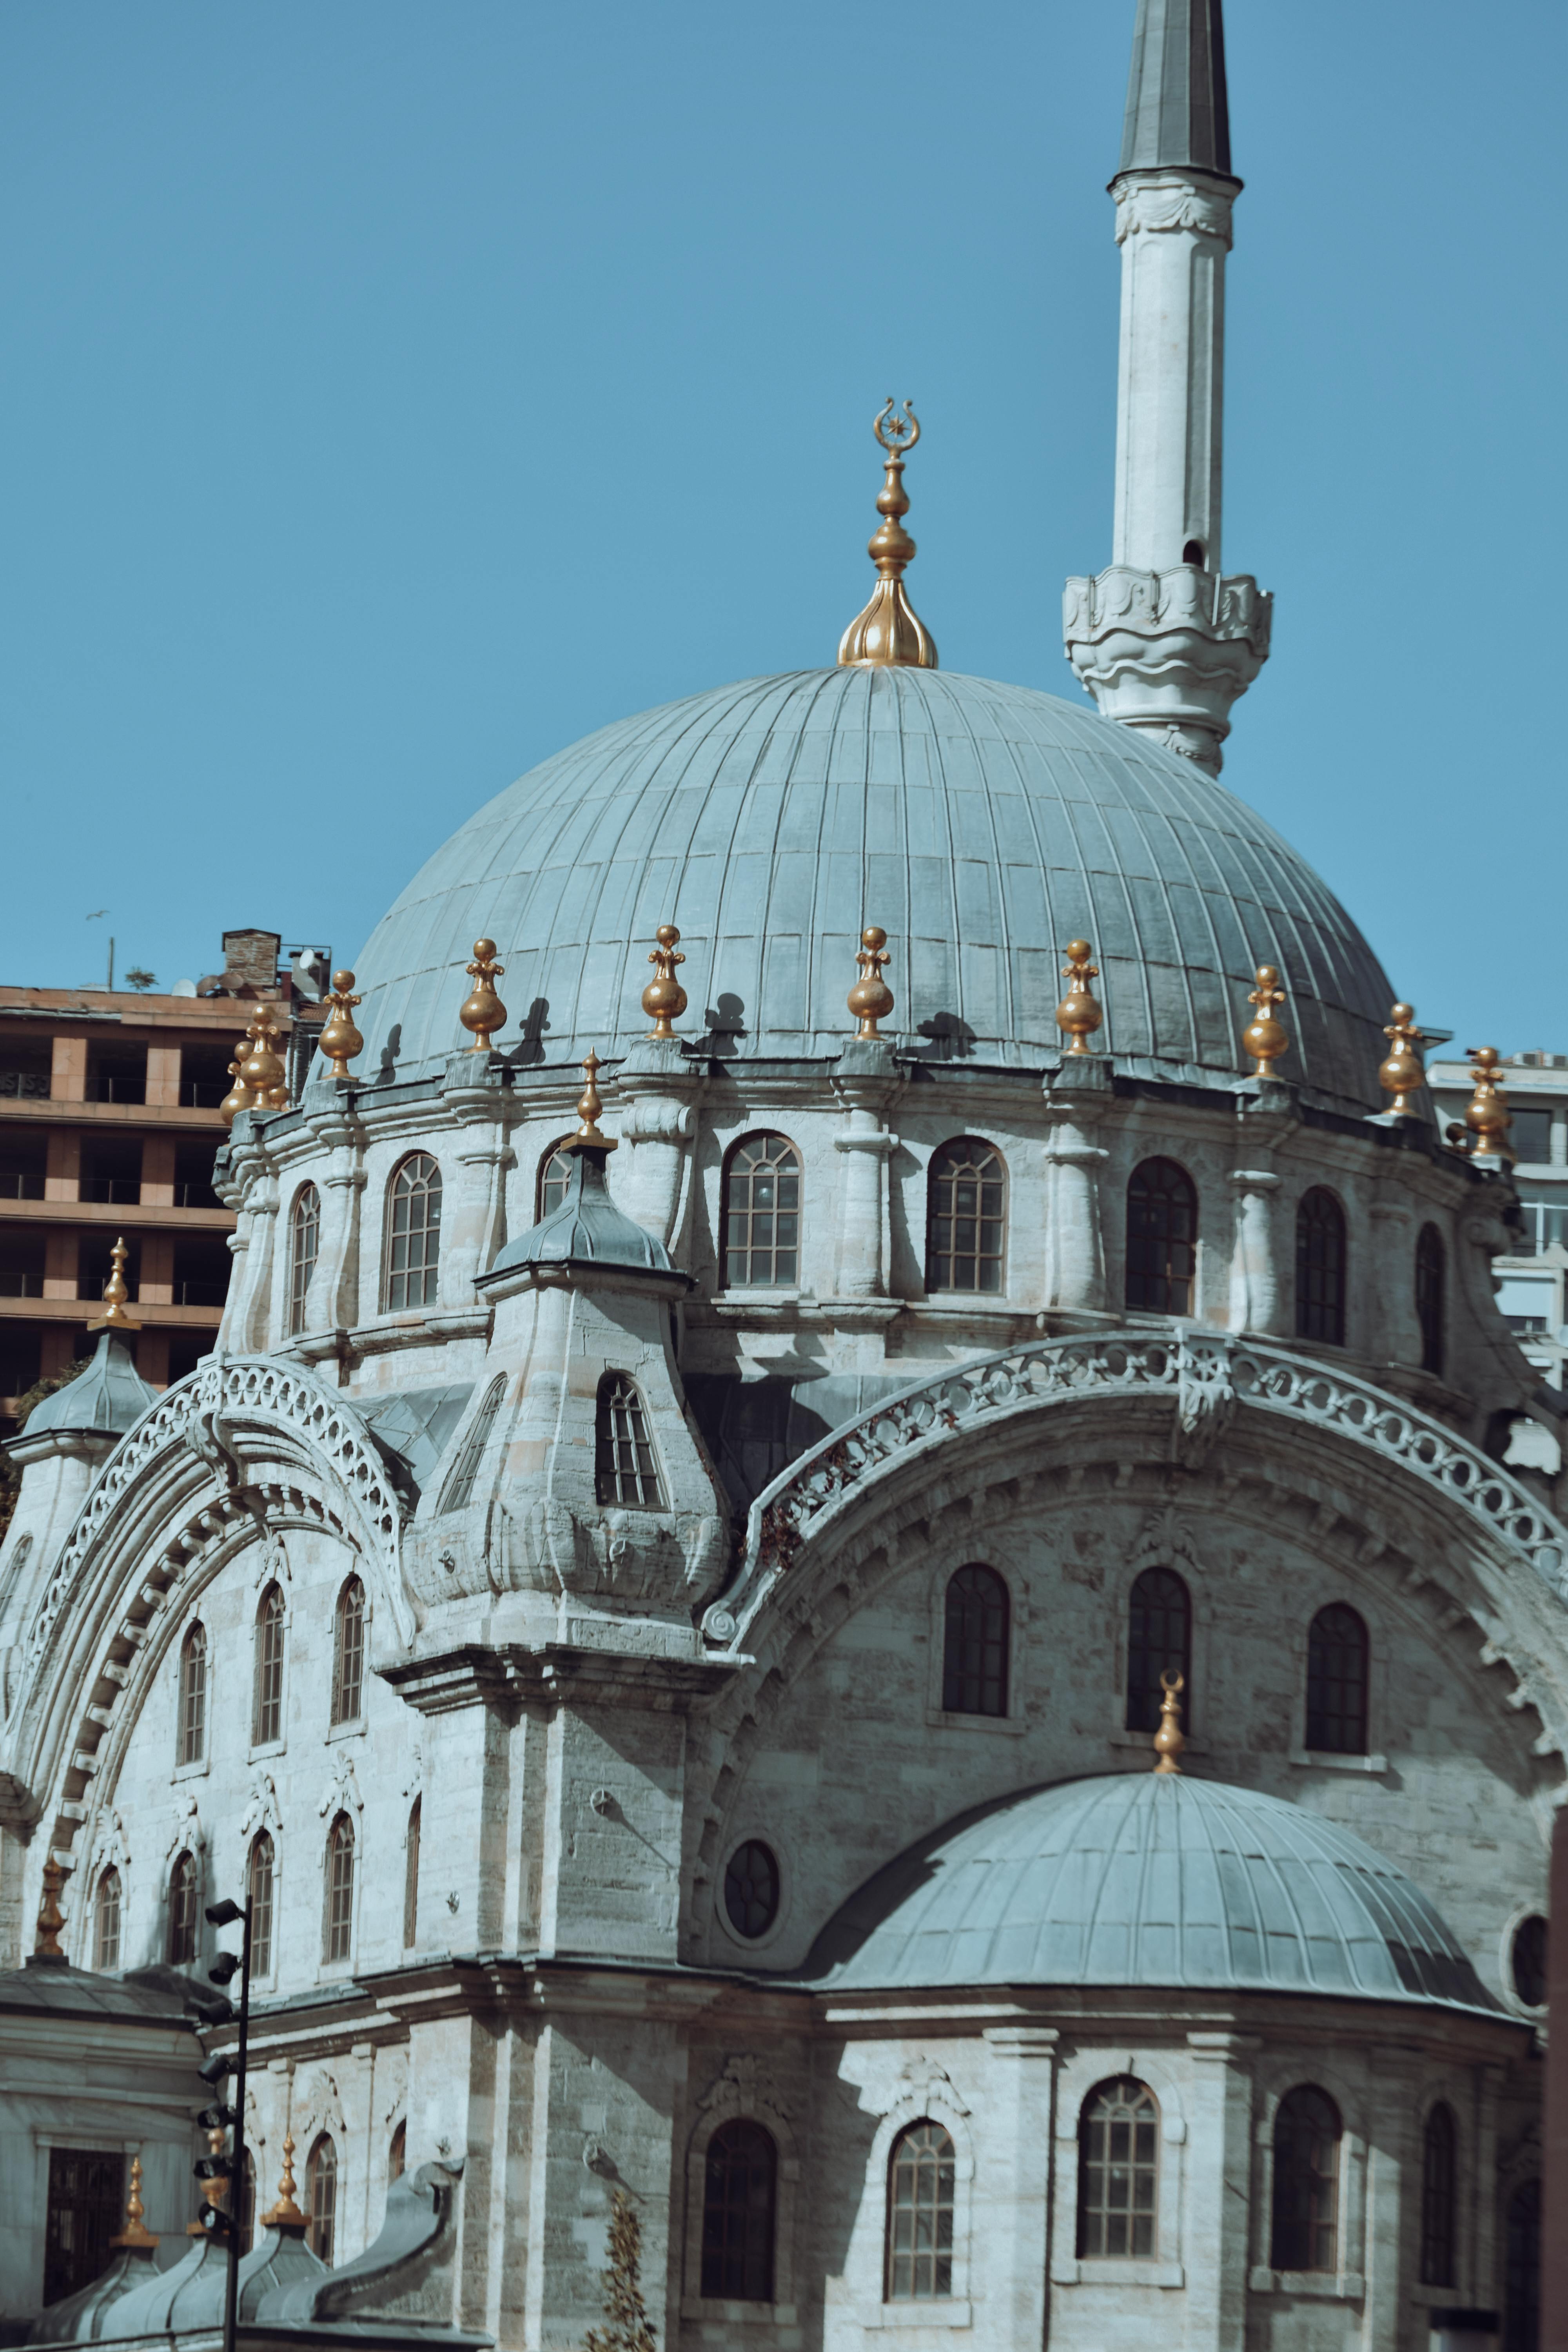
left=123, top=967, right=158, bottom=992
left=0, top=1363, right=85, bottom=1542
left=583, top=2190, right=657, bottom=2352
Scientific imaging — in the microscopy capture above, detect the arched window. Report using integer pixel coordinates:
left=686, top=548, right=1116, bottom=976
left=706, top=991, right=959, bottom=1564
left=168, top=1849, right=199, bottom=1966
left=1511, top=1915, right=1548, bottom=2009
left=925, top=1138, right=1007, bottom=1295
left=1126, top=1567, right=1192, bottom=1734
left=1306, top=1603, right=1369, bottom=1755
left=438, top=1374, right=505, bottom=1514
left=1419, top=2103, right=1457, bottom=2287
left=388, top=2123, right=406, bottom=2184
left=722, top=1840, right=780, bottom=1940
left=1269, top=2086, right=1341, bottom=2273
left=383, top=1153, right=442, bottom=1311
left=249, top=1832, right=275, bottom=1978
left=323, top=1812, right=355, bottom=1963
left=536, top=1138, right=574, bottom=1222
left=885, top=2121, right=955, bottom=2301
left=941, top=1565, right=1009, bottom=1717
left=1295, top=1187, right=1347, bottom=1345
left=253, top=1583, right=285, bottom=1746
left=178, top=1622, right=207, bottom=1765
left=594, top=1373, right=664, bottom=1508
left=289, top=1183, right=320, bottom=1336
left=701, top=2120, right=777, bottom=2303
left=331, top=1577, right=366, bottom=1725
left=94, top=1866, right=122, bottom=1971
left=1417, top=1224, right=1446, bottom=1377
left=1125, top=1158, right=1198, bottom=1314
left=306, top=2134, right=337, bottom=2265
left=403, top=1797, right=421, bottom=1950
left=721, top=1133, right=802, bottom=1289
left=1505, top=2179, right=1541, bottom=2352
left=1076, top=2078, right=1159, bottom=2258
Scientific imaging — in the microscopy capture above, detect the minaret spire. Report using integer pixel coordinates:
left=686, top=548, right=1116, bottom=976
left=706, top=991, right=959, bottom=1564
left=1063, top=0, right=1270, bottom=773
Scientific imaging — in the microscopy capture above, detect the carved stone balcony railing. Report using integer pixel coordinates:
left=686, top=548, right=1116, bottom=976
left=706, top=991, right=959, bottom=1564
left=701, top=1331, right=1568, bottom=1647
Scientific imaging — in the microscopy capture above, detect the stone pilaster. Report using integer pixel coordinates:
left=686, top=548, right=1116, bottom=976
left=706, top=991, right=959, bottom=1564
left=980, top=2026, right=1058, bottom=2343
left=302, top=1095, right=367, bottom=1335
left=440, top=1055, right=514, bottom=1301
left=215, top=1116, right=279, bottom=1353
left=831, top=1042, right=899, bottom=1301
left=613, top=1039, right=704, bottom=1257
left=1042, top=1057, right=1111, bottom=1312
left=1186, top=2032, right=1259, bottom=2351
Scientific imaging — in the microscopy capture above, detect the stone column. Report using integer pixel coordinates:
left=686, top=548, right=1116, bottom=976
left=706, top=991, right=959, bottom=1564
left=303, top=1097, right=367, bottom=1336
left=1042, top=1058, right=1111, bottom=1313
left=440, top=1057, right=514, bottom=1301
left=215, top=1120, right=278, bottom=1354
left=1186, top=2031, right=1258, bottom=2351
left=1228, top=1171, right=1283, bottom=1334
left=980, top=2026, right=1057, bottom=2343
left=832, top=1042, right=899, bottom=1300
left=1369, top=1199, right=1418, bottom=1367
left=613, top=1039, right=704, bottom=1256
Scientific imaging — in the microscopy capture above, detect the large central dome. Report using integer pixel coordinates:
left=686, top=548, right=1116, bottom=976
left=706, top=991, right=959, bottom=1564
left=353, top=668, right=1394, bottom=1114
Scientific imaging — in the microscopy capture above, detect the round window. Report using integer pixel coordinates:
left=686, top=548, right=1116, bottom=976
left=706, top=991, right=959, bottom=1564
left=1512, top=1913, right=1548, bottom=2008
left=723, top=1840, right=780, bottom=1940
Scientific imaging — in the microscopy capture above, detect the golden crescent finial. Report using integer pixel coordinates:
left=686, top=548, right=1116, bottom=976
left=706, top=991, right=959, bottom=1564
left=873, top=396, right=920, bottom=457
left=838, top=401, right=937, bottom=670
left=1152, top=1669, right=1185, bottom=1774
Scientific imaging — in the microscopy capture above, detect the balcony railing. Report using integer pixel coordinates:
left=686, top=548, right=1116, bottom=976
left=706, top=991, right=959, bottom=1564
left=180, top=1082, right=230, bottom=1109
left=173, top=1279, right=228, bottom=1307
left=0, top=1274, right=44, bottom=1298
left=83, top=1077, right=146, bottom=1104
left=79, top=1176, right=142, bottom=1205
left=1518, top=1202, right=1568, bottom=1255
left=173, top=1180, right=221, bottom=1209
left=0, top=1175, right=45, bottom=1200
left=0, top=1073, right=51, bottom=1099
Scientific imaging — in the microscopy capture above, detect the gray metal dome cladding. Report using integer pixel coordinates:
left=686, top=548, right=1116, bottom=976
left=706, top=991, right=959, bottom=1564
left=799, top=1772, right=1499, bottom=2013
left=351, top=668, right=1396, bottom=1113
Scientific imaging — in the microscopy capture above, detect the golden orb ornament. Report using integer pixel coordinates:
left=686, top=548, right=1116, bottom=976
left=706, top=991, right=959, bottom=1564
left=459, top=939, right=508, bottom=1054
left=641, top=925, right=688, bottom=1040
left=318, top=969, right=364, bottom=1083
left=1378, top=1002, right=1426, bottom=1116
left=847, top=927, right=895, bottom=1040
left=1055, top=940, right=1103, bottom=1055
left=1241, top=964, right=1288, bottom=1078
left=1464, top=1045, right=1513, bottom=1156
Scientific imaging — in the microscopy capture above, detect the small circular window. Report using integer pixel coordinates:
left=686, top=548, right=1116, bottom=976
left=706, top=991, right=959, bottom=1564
left=723, top=1840, right=780, bottom=1940
left=1512, top=1913, right=1548, bottom=2008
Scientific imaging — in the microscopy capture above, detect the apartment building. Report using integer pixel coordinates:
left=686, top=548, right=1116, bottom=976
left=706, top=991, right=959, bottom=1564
left=0, top=929, right=327, bottom=1428
left=1431, top=1049, right=1568, bottom=1394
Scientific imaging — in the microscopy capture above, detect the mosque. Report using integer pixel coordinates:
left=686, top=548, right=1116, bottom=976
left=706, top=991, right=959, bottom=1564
left=0, top=5, right=1563, bottom=2350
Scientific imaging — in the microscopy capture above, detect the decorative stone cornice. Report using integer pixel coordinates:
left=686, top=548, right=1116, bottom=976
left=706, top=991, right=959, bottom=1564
left=1063, top=563, right=1272, bottom=773
left=1111, top=169, right=1237, bottom=246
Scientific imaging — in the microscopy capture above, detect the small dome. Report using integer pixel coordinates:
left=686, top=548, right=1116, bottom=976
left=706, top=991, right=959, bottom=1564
left=484, top=1150, right=676, bottom=1283
left=12, top=1334, right=158, bottom=1446
left=802, top=1771, right=1497, bottom=2014
left=351, top=669, right=1397, bottom=1116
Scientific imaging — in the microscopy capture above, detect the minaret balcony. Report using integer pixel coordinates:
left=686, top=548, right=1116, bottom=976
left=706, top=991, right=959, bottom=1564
left=1063, top=561, right=1272, bottom=773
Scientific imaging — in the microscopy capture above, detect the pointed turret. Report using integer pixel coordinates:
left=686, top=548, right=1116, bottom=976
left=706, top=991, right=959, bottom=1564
left=1063, top=0, right=1270, bottom=772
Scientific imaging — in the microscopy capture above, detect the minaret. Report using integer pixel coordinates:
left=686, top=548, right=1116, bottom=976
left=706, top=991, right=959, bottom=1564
left=1063, top=0, right=1271, bottom=773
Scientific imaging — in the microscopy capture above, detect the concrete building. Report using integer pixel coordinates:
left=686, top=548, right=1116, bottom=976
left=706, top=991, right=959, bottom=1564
left=1, top=10, right=1564, bottom=2352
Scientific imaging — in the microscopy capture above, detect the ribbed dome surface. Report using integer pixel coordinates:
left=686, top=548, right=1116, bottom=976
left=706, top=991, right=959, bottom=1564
left=802, top=1772, right=1497, bottom=2013
left=352, top=668, right=1395, bottom=1114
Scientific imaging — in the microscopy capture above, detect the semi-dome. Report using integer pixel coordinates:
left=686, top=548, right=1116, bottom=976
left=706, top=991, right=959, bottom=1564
left=352, top=668, right=1397, bottom=1117
left=800, top=1771, right=1497, bottom=2014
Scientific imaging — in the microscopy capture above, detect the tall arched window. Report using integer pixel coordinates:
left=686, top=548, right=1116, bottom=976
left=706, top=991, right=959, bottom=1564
left=1419, top=2103, right=1457, bottom=2287
left=1269, top=2086, right=1341, bottom=2273
left=249, top=1832, right=275, bottom=1978
left=536, top=1138, right=574, bottom=1222
left=323, top=1812, right=355, bottom=1962
left=1076, top=2078, right=1159, bottom=2258
left=331, top=1577, right=366, bottom=1725
left=1295, top=1187, right=1347, bottom=1345
left=722, top=1134, right=802, bottom=1289
left=1417, top=1224, right=1446, bottom=1377
left=438, top=1374, right=505, bottom=1514
left=383, top=1153, right=442, bottom=1311
left=306, top=2134, right=338, bottom=2265
left=1505, top=2179, right=1541, bottom=2352
left=941, top=1565, right=1009, bottom=1717
left=178, top=1622, right=207, bottom=1765
left=925, top=1138, right=1007, bottom=1294
left=253, top=1584, right=285, bottom=1746
left=885, top=2121, right=955, bottom=2301
left=289, top=1183, right=320, bottom=1336
left=701, top=2120, right=777, bottom=2303
left=168, top=1849, right=199, bottom=1966
left=403, top=1797, right=421, bottom=1950
left=1125, top=1158, right=1197, bottom=1314
left=595, top=1373, right=664, bottom=1508
left=388, top=2123, right=406, bottom=2184
left=94, top=1866, right=122, bottom=1971
left=1306, top=1603, right=1369, bottom=1755
left=1126, top=1567, right=1191, bottom=1733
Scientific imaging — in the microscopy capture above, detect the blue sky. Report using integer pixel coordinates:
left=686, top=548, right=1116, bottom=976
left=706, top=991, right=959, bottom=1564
left=2, top=1, right=1562, bottom=1049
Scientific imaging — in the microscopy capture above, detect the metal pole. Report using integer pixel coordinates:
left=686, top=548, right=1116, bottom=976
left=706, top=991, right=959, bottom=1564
left=221, top=1895, right=252, bottom=2352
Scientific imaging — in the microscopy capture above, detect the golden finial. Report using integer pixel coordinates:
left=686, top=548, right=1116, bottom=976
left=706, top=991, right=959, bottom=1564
left=837, top=399, right=938, bottom=670
left=1464, top=1046, right=1513, bottom=1157
left=1241, top=965, right=1289, bottom=1079
left=218, top=1047, right=253, bottom=1131
left=110, top=2156, right=160, bottom=2252
left=261, top=2133, right=308, bottom=2230
left=847, top=927, right=894, bottom=1040
left=1152, top=1670, right=1185, bottom=1774
left=34, top=1857, right=67, bottom=1961
left=459, top=938, right=508, bottom=1054
left=188, top=2126, right=229, bottom=2234
left=1378, top=1002, right=1426, bottom=1116
left=641, top=926, right=688, bottom=1040
left=238, top=1007, right=290, bottom=1113
left=318, top=970, right=364, bottom=1084
left=564, top=1050, right=617, bottom=1153
left=88, top=1237, right=142, bottom=1334
left=1055, top=941, right=1103, bottom=1056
